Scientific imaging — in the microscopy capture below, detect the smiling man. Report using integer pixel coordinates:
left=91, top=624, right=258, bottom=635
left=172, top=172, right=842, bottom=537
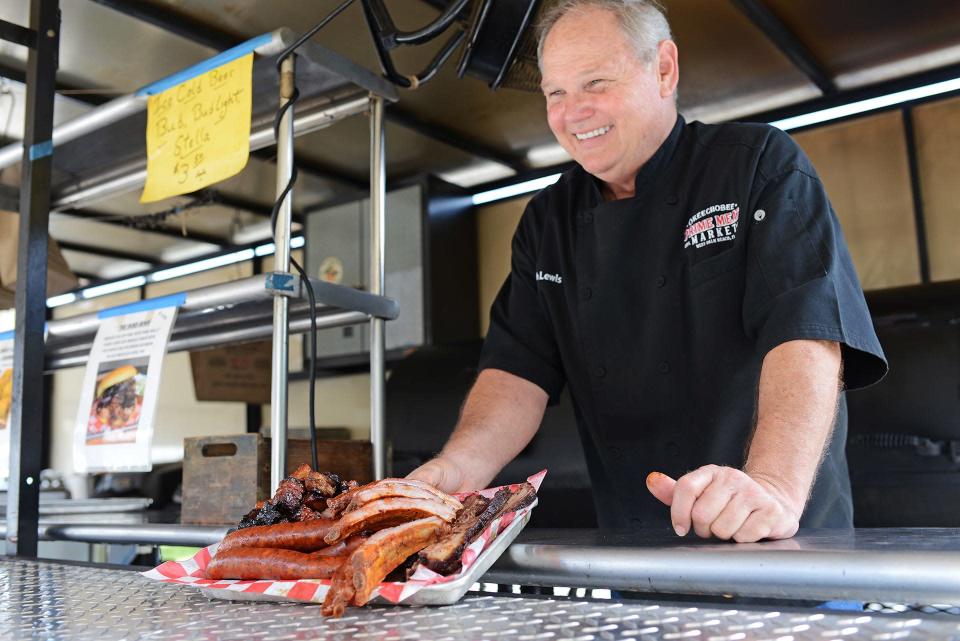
left=409, top=0, right=887, bottom=542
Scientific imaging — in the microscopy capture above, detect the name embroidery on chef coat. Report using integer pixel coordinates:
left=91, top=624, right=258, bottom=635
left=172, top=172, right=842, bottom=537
left=535, top=270, right=563, bottom=284
left=683, top=203, right=740, bottom=250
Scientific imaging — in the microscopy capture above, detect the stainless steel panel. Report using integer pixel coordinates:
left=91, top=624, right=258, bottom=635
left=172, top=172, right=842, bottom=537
left=1, top=558, right=959, bottom=641
left=306, top=184, right=424, bottom=360
left=486, top=528, right=960, bottom=605
left=363, top=184, right=425, bottom=353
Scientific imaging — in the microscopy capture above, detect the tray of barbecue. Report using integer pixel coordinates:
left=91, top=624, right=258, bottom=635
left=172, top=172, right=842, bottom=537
left=143, top=466, right=544, bottom=615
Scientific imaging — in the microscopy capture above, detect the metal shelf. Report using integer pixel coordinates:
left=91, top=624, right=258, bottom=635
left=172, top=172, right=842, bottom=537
left=44, top=275, right=399, bottom=370
left=5, top=22, right=397, bottom=555
left=0, top=28, right=399, bottom=208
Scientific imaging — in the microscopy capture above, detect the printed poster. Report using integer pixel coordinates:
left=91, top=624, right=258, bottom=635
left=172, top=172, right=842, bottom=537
left=73, top=306, right=178, bottom=473
left=0, top=335, right=12, bottom=478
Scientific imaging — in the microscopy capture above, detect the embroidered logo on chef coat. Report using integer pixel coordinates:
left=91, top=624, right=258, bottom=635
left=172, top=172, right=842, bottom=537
left=536, top=270, right=563, bottom=284
left=683, top=203, right=739, bottom=250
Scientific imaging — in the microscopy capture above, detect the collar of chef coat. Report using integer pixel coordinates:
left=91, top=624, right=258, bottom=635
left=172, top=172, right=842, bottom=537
left=583, top=114, right=686, bottom=205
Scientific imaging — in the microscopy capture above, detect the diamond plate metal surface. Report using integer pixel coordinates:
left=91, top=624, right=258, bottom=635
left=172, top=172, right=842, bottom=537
left=1, top=559, right=959, bottom=641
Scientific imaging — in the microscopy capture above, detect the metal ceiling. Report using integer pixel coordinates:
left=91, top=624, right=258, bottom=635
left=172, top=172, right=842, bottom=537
left=2, top=0, right=960, bottom=287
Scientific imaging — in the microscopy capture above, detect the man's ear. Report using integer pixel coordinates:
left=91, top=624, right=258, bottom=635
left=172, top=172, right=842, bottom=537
left=657, top=40, right=679, bottom=98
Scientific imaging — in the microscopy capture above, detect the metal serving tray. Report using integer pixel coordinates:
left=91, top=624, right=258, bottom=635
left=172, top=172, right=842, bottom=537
left=195, top=499, right=536, bottom=607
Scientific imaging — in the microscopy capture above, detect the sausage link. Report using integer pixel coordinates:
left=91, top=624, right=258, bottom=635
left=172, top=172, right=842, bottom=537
left=206, top=547, right=345, bottom=580
left=218, top=518, right=336, bottom=553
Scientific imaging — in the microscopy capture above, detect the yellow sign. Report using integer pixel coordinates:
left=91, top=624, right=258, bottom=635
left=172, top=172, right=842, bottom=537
left=141, top=53, right=253, bottom=203
left=0, top=368, right=11, bottom=429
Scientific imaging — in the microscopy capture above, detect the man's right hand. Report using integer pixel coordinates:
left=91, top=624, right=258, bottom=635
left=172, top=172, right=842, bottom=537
left=406, top=457, right=464, bottom=494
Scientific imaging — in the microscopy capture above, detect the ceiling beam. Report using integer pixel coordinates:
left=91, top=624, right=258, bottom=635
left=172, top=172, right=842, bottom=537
left=57, top=229, right=287, bottom=295
left=730, top=0, right=836, bottom=95
left=0, top=18, right=37, bottom=49
left=71, top=270, right=101, bottom=282
left=742, top=60, right=960, bottom=125
left=87, top=0, right=240, bottom=51
left=0, top=59, right=110, bottom=106
left=385, top=107, right=527, bottom=172
left=204, top=189, right=305, bottom=225
left=248, top=147, right=367, bottom=192
left=56, top=240, right=162, bottom=265
left=56, top=207, right=228, bottom=247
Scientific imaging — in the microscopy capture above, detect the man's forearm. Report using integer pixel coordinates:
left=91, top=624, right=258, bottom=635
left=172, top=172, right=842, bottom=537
left=744, top=339, right=842, bottom=515
left=435, top=368, right=548, bottom=492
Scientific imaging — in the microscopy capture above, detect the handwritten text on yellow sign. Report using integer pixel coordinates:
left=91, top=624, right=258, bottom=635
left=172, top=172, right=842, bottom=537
left=141, top=53, right=253, bottom=203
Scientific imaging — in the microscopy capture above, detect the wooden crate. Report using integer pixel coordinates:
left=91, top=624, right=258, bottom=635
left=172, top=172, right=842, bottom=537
left=181, top=434, right=373, bottom=525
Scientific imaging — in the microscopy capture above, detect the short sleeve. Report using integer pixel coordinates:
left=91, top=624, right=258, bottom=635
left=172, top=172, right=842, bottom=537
left=742, top=148, right=888, bottom=390
left=478, top=203, right=566, bottom=403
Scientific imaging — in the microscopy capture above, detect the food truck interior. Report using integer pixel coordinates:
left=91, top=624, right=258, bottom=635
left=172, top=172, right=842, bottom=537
left=1, top=0, right=960, bottom=634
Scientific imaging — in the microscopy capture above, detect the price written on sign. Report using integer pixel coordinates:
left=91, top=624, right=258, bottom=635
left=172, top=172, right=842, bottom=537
left=141, top=53, right=253, bottom=203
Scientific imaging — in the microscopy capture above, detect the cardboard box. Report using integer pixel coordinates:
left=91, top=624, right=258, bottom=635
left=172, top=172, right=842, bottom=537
left=0, top=210, right=78, bottom=309
left=189, top=341, right=272, bottom=404
left=181, top=433, right=373, bottom=525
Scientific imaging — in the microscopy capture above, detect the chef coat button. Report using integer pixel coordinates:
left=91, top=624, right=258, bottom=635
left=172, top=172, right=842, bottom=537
left=583, top=213, right=594, bottom=224
left=666, top=194, right=678, bottom=205
left=666, top=441, right=680, bottom=457
left=595, top=366, right=606, bottom=378
left=656, top=275, right=666, bottom=288
left=582, top=287, right=593, bottom=301
left=657, top=361, right=670, bottom=374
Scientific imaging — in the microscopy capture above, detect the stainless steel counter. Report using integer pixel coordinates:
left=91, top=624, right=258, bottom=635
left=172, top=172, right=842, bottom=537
left=1, top=557, right=958, bottom=641
left=6, top=523, right=960, bottom=605
left=486, top=528, right=960, bottom=604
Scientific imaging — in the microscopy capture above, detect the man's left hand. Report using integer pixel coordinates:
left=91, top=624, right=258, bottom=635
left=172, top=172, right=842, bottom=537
left=645, top=466, right=800, bottom=542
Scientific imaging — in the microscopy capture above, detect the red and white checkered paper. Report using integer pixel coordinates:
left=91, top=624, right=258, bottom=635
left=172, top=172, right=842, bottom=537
left=142, top=470, right=546, bottom=605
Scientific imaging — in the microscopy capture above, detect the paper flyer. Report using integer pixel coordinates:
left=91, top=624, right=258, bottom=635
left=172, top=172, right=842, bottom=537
left=141, top=53, right=253, bottom=203
left=0, top=334, right=13, bottom=478
left=73, top=305, right=178, bottom=473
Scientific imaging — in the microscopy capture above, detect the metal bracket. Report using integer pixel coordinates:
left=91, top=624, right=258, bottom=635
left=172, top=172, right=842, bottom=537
left=264, top=271, right=301, bottom=298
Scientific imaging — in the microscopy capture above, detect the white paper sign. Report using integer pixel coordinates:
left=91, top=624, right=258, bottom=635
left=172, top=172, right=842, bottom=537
left=0, top=334, right=13, bottom=479
left=73, top=306, right=178, bottom=473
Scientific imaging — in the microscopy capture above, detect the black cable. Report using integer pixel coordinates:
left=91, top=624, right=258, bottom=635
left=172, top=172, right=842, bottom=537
left=290, top=257, right=319, bottom=471
left=276, top=0, right=356, bottom=67
left=270, top=1, right=356, bottom=472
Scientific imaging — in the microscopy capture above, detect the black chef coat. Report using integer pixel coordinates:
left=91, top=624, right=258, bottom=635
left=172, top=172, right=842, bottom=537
left=479, top=115, right=888, bottom=530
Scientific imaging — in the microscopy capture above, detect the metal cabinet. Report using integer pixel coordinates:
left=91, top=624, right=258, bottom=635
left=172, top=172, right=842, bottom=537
left=305, top=178, right=477, bottom=365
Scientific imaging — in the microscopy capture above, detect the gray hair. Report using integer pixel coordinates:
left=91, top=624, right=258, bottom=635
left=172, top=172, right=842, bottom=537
left=536, top=0, right=673, bottom=70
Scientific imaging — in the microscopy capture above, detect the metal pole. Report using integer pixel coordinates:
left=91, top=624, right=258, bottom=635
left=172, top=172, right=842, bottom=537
left=369, top=95, right=386, bottom=480
left=6, top=0, right=59, bottom=557
left=270, top=54, right=295, bottom=493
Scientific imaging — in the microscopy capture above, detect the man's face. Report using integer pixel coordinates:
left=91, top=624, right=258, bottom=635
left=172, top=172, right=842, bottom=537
left=540, top=6, right=675, bottom=191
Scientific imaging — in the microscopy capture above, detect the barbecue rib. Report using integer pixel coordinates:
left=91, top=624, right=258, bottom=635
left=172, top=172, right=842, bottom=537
left=323, top=497, right=458, bottom=545
left=417, top=492, right=499, bottom=575
left=309, top=534, right=367, bottom=558
left=321, top=517, right=444, bottom=616
left=417, top=482, right=538, bottom=575
left=341, top=480, right=463, bottom=514
left=325, top=478, right=460, bottom=517
left=493, top=482, right=538, bottom=517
